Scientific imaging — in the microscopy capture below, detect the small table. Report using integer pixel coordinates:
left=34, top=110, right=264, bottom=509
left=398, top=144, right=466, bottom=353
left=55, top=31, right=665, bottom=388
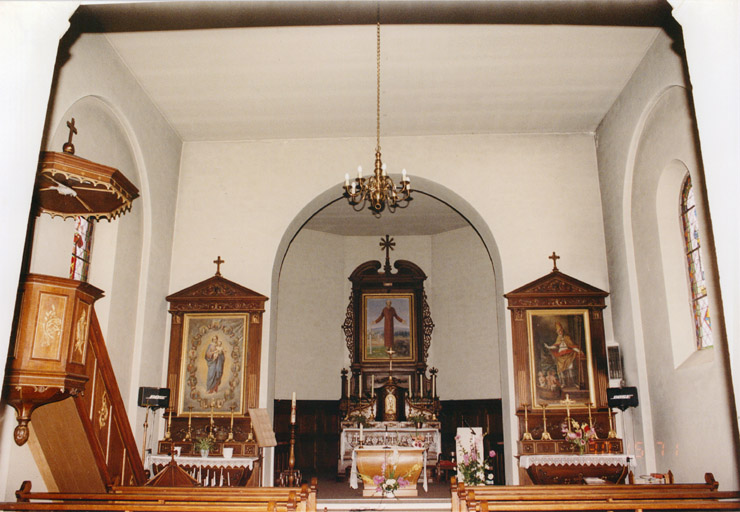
left=519, top=454, right=635, bottom=485
left=351, top=447, right=427, bottom=497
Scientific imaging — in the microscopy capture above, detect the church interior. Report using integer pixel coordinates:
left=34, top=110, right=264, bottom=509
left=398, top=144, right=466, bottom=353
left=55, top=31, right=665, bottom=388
left=2, top=1, right=740, bottom=510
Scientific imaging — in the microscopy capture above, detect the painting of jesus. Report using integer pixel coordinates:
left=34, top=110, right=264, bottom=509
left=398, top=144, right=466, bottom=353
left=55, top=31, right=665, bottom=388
left=361, top=293, right=415, bottom=362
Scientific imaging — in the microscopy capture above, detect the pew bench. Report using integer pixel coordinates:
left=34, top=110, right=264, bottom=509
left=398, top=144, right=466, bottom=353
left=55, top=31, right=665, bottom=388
left=0, top=478, right=318, bottom=512
left=451, top=474, right=740, bottom=512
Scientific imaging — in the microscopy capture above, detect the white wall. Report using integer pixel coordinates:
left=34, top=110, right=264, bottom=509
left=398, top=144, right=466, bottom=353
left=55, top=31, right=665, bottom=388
left=596, top=29, right=740, bottom=486
left=0, top=32, right=183, bottom=498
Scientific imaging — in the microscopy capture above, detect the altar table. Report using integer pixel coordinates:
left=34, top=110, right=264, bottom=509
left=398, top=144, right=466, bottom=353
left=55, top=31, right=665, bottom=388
left=350, top=447, right=427, bottom=497
left=338, top=426, right=440, bottom=478
left=148, top=453, right=258, bottom=487
left=519, top=454, right=635, bottom=485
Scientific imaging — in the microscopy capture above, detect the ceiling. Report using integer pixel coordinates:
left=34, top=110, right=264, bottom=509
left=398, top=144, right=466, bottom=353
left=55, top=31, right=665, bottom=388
left=71, top=0, right=672, bottom=235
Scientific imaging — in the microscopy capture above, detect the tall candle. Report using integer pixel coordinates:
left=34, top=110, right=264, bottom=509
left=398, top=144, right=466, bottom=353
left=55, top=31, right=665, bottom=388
left=359, top=373, right=363, bottom=397
left=419, top=374, right=423, bottom=397
left=432, top=374, right=436, bottom=398
left=370, top=375, right=375, bottom=397
left=290, top=391, right=296, bottom=424
left=408, top=375, right=413, bottom=397
left=359, top=423, right=364, bottom=442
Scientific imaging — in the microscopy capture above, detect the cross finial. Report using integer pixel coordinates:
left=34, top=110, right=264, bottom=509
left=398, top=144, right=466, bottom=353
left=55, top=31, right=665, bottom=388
left=380, top=234, right=395, bottom=274
left=63, top=118, right=78, bottom=154
left=387, top=348, right=395, bottom=373
left=548, top=251, right=560, bottom=272
left=213, top=256, right=225, bottom=276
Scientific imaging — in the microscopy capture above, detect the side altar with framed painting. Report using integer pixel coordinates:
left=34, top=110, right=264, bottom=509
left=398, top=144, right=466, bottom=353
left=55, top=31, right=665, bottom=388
left=505, top=254, right=627, bottom=485
left=156, top=258, right=267, bottom=480
left=337, top=236, right=441, bottom=483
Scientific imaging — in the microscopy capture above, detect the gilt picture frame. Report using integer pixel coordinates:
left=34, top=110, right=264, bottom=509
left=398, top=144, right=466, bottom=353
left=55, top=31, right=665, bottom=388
left=177, top=313, right=249, bottom=416
left=526, top=309, right=595, bottom=408
left=360, top=292, right=416, bottom=363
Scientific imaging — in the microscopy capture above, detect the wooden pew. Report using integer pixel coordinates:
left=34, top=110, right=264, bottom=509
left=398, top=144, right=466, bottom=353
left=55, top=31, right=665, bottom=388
left=1, top=478, right=318, bottom=512
left=452, top=474, right=740, bottom=512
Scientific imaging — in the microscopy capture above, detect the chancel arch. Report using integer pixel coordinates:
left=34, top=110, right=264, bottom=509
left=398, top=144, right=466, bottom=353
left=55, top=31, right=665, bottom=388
left=269, top=177, right=513, bottom=482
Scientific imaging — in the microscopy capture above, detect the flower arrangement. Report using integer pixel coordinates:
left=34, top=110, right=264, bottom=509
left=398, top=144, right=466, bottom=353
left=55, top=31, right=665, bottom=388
left=407, top=413, right=426, bottom=427
left=348, top=413, right=371, bottom=427
left=455, top=434, right=497, bottom=486
left=563, top=418, right=596, bottom=454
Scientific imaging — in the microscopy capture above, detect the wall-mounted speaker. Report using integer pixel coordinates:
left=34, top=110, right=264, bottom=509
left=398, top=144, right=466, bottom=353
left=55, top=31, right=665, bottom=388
left=137, top=387, right=170, bottom=409
left=607, top=386, right=638, bottom=411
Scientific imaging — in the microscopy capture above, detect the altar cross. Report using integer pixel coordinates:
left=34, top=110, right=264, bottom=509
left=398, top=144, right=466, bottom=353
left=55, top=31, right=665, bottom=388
left=380, top=235, right=395, bottom=274
left=560, top=393, right=575, bottom=431
left=63, top=118, right=78, bottom=154
left=213, top=256, right=225, bottom=276
left=549, top=251, right=560, bottom=271
left=387, top=348, right=395, bottom=374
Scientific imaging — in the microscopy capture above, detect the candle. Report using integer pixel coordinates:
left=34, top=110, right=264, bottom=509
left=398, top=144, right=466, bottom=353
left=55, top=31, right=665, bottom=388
left=402, top=169, right=407, bottom=181
left=371, top=375, right=375, bottom=397
left=408, top=375, right=413, bottom=397
left=359, top=424, right=364, bottom=442
left=432, top=374, right=436, bottom=398
left=419, top=374, right=423, bottom=397
left=290, top=392, right=296, bottom=424
left=359, top=373, right=363, bottom=397
left=357, top=166, right=363, bottom=178
left=344, top=173, right=350, bottom=187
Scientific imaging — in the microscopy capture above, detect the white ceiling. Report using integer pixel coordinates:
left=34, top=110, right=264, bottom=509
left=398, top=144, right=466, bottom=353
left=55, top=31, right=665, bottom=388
left=105, top=23, right=659, bottom=142
left=75, top=1, right=668, bottom=235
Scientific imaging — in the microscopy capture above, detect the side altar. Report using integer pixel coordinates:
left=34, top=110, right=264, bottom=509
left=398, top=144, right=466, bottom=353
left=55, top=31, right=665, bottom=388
left=153, top=258, right=268, bottom=486
left=505, top=254, right=630, bottom=485
left=337, top=237, right=441, bottom=488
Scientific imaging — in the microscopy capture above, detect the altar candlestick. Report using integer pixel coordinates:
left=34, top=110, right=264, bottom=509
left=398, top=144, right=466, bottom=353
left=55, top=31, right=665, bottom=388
left=186, top=406, right=193, bottom=440
left=359, top=373, right=363, bottom=397
left=608, top=408, right=617, bottom=438
left=371, top=375, right=375, bottom=397
left=290, top=392, right=296, bottom=424
left=587, top=402, right=598, bottom=439
left=209, top=401, right=215, bottom=439
left=419, top=374, right=423, bottom=397
left=540, top=404, right=552, bottom=440
left=359, top=424, right=364, bottom=443
left=227, top=405, right=235, bottom=441
left=408, top=375, right=413, bottom=397
left=522, top=403, right=533, bottom=440
left=432, top=374, right=436, bottom=398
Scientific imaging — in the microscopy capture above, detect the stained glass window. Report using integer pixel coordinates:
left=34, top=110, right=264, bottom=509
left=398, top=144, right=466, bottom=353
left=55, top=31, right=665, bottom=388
left=70, top=216, right=94, bottom=282
left=680, top=175, right=712, bottom=349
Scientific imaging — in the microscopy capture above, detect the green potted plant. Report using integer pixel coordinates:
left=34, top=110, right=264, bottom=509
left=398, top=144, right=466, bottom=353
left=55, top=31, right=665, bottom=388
left=194, top=437, right=214, bottom=457
left=348, top=414, right=370, bottom=428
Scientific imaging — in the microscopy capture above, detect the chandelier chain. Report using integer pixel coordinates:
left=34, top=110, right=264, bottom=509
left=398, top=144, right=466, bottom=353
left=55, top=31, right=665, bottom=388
left=376, top=17, right=381, bottom=152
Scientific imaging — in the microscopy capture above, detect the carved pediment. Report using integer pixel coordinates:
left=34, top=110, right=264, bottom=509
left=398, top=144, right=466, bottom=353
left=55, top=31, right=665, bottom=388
left=166, top=275, right=268, bottom=312
left=505, top=270, right=607, bottom=308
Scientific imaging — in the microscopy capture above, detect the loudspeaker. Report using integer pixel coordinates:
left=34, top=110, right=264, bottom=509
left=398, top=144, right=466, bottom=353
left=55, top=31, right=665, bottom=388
left=137, top=387, right=170, bottom=409
left=607, top=386, right=638, bottom=411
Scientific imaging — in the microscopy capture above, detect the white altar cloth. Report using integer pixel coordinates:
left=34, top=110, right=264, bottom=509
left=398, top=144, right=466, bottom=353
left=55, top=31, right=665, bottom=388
left=148, top=453, right=257, bottom=469
left=518, top=454, right=635, bottom=469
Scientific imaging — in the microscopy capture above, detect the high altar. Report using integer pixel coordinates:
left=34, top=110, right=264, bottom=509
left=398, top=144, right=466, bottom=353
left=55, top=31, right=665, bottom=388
left=505, top=255, right=632, bottom=485
left=337, top=237, right=441, bottom=495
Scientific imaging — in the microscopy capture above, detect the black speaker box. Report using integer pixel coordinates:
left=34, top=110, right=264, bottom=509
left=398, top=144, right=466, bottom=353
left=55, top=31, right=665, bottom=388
left=137, top=387, right=170, bottom=409
left=607, top=386, right=638, bottom=411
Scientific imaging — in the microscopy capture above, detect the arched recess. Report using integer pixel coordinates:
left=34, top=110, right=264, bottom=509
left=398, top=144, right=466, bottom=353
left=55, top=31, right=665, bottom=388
left=267, top=176, right=515, bottom=482
left=30, top=95, right=152, bottom=410
left=626, top=85, right=736, bottom=481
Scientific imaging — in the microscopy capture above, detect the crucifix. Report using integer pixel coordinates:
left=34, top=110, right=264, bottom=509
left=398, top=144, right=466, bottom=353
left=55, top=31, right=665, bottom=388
left=387, top=347, right=395, bottom=376
left=548, top=251, right=560, bottom=272
left=380, top=234, right=395, bottom=274
left=213, top=256, right=225, bottom=276
left=560, top=394, right=575, bottom=432
left=63, top=118, right=78, bottom=154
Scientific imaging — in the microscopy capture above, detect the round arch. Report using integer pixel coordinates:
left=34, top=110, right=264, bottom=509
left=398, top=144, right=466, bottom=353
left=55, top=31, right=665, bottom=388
left=267, top=176, right=515, bottom=483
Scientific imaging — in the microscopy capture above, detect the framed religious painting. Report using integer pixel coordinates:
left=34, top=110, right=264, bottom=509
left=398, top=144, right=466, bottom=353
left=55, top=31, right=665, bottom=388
left=178, top=313, right=248, bottom=416
left=526, top=309, right=595, bottom=407
left=360, top=292, right=416, bottom=363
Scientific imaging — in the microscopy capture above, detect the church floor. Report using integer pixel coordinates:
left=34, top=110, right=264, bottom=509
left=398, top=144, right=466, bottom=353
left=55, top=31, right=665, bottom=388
left=314, top=473, right=452, bottom=512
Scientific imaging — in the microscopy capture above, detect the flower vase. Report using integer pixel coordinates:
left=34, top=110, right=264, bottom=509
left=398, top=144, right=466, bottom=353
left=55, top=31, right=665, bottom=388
left=200, top=449, right=209, bottom=458
left=384, top=491, right=395, bottom=498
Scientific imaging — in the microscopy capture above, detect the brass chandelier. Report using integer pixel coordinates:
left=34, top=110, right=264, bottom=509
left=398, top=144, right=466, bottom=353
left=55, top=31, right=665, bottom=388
left=343, top=16, right=411, bottom=215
